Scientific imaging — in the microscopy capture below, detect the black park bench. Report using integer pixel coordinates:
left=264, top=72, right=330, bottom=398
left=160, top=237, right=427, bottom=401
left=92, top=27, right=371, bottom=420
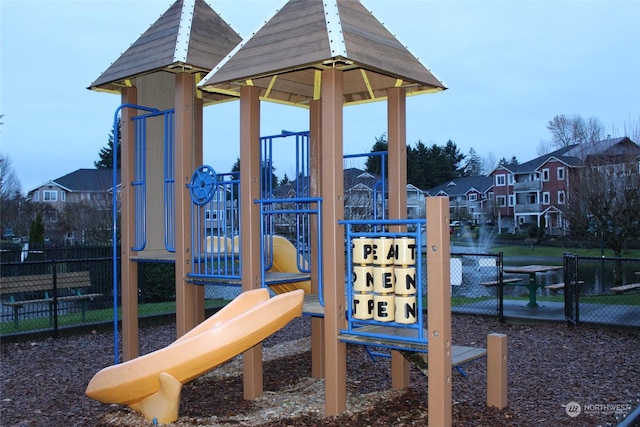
left=1, top=271, right=101, bottom=329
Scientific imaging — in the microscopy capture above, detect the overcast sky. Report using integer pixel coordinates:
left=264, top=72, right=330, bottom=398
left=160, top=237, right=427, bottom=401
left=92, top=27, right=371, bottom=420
left=1, top=0, right=639, bottom=193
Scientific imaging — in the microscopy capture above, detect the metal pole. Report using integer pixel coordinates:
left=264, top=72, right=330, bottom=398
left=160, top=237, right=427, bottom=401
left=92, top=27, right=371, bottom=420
left=52, top=259, right=59, bottom=339
left=600, top=230, right=605, bottom=293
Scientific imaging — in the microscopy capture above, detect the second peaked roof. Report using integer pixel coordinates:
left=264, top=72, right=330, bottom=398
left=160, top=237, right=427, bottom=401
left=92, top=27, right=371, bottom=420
left=494, top=137, right=639, bottom=175
left=89, top=0, right=242, bottom=105
left=199, top=0, right=446, bottom=107
left=426, top=176, right=493, bottom=198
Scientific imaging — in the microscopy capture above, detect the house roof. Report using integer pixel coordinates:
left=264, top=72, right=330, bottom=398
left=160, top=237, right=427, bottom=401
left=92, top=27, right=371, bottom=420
left=425, top=176, right=493, bottom=197
left=492, top=137, right=638, bottom=175
left=28, top=169, right=122, bottom=195
left=89, top=0, right=242, bottom=105
left=198, top=0, right=446, bottom=107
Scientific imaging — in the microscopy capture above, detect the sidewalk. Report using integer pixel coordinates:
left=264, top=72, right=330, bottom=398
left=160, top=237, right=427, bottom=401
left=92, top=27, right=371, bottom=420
left=453, top=299, right=640, bottom=328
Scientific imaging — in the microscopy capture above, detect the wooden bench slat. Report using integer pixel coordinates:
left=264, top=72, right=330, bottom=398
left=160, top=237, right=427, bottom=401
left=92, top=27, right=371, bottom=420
left=610, top=283, right=640, bottom=294
left=57, top=293, right=103, bottom=302
left=481, top=278, right=522, bottom=287
left=0, top=271, right=91, bottom=295
left=544, top=280, right=584, bottom=290
left=451, top=346, right=488, bottom=367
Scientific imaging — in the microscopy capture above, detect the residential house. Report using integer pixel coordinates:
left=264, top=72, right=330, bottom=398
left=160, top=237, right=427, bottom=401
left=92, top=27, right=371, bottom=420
left=27, top=169, right=121, bottom=243
left=489, top=137, right=639, bottom=235
left=267, top=167, right=425, bottom=236
left=425, top=176, right=494, bottom=225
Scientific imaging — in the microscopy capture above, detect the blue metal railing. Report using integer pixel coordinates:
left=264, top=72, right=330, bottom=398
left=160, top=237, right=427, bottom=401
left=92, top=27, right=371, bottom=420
left=188, top=172, right=241, bottom=283
left=343, top=151, right=387, bottom=225
left=111, top=103, right=160, bottom=365
left=340, top=218, right=427, bottom=347
left=163, top=110, right=175, bottom=252
left=131, top=115, right=147, bottom=251
left=129, top=108, right=175, bottom=252
left=257, top=196, right=323, bottom=305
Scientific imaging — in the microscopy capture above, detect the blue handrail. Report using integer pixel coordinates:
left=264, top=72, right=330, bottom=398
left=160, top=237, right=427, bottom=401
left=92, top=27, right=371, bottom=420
left=257, top=197, right=323, bottom=306
left=111, top=103, right=159, bottom=365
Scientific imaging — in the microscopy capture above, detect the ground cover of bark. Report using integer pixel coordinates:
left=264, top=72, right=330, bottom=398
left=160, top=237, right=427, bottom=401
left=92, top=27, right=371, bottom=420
left=1, top=315, right=638, bottom=426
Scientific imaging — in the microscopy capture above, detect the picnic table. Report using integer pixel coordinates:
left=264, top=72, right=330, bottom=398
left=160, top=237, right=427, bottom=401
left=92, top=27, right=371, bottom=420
left=502, top=264, right=563, bottom=307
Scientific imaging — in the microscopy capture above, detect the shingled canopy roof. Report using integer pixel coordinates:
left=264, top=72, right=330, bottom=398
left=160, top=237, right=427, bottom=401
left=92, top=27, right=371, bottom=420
left=198, top=0, right=446, bottom=107
left=89, top=0, right=242, bottom=105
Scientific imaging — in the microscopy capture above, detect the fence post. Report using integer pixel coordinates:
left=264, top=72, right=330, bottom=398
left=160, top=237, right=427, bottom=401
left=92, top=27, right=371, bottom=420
left=52, top=259, right=59, bottom=338
left=498, top=252, right=504, bottom=322
left=563, top=253, right=579, bottom=327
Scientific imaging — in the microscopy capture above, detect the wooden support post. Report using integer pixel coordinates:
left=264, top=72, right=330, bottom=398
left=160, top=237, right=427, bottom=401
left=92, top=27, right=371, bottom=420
left=309, top=99, right=325, bottom=379
left=239, top=85, right=263, bottom=400
left=175, top=72, right=197, bottom=337
left=426, top=197, right=452, bottom=427
left=387, top=87, right=410, bottom=389
left=320, top=68, right=346, bottom=417
left=120, top=86, right=139, bottom=361
left=193, top=92, right=205, bottom=325
left=487, top=333, right=508, bottom=409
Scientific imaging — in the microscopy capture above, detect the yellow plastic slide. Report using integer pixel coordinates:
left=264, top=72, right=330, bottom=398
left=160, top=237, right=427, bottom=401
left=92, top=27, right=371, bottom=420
left=86, top=288, right=304, bottom=423
left=267, top=235, right=312, bottom=294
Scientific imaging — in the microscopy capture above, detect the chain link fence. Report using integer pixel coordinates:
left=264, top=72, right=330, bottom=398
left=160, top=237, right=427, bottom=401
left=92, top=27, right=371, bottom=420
left=2, top=245, right=638, bottom=339
left=449, top=252, right=501, bottom=317
left=563, top=254, right=640, bottom=328
left=1, top=246, right=114, bottom=337
left=0, top=246, right=240, bottom=339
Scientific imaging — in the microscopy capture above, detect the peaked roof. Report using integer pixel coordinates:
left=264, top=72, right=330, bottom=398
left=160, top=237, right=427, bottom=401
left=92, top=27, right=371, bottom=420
left=199, top=0, right=446, bottom=107
left=493, top=137, right=639, bottom=175
left=89, top=0, right=242, bottom=104
left=426, top=176, right=493, bottom=197
left=28, top=169, right=121, bottom=195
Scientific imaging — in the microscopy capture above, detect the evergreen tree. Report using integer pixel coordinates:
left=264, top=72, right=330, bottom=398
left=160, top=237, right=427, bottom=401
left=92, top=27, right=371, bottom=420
left=407, top=140, right=429, bottom=188
left=365, top=135, right=466, bottom=190
left=364, top=134, right=388, bottom=177
left=95, top=118, right=121, bottom=169
left=463, top=147, right=484, bottom=176
left=498, top=156, right=519, bottom=166
left=29, top=213, right=45, bottom=245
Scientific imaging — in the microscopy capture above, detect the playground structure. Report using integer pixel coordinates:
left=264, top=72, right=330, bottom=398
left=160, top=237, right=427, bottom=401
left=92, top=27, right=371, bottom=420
left=87, top=1, right=507, bottom=425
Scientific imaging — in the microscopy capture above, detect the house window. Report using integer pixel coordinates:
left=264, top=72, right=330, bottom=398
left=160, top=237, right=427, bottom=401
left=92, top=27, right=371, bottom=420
left=557, top=167, right=565, bottom=181
left=508, top=195, right=515, bottom=207
left=542, top=169, right=550, bottom=182
left=43, top=190, right=57, bottom=202
left=508, top=174, right=515, bottom=185
left=496, top=196, right=507, bottom=207
left=205, top=210, right=218, bottom=221
left=469, top=194, right=477, bottom=201
left=33, top=192, right=40, bottom=202
left=542, top=192, right=550, bottom=205
left=61, top=192, right=66, bottom=202
left=495, top=174, right=506, bottom=186
left=557, top=191, right=565, bottom=204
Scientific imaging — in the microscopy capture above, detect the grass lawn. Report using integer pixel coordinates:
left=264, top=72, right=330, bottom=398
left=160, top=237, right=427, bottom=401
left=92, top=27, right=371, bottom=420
left=452, top=238, right=640, bottom=259
left=0, top=299, right=228, bottom=336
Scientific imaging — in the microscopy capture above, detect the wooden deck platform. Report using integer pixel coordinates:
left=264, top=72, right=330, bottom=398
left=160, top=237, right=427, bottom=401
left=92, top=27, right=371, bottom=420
left=338, top=325, right=486, bottom=367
